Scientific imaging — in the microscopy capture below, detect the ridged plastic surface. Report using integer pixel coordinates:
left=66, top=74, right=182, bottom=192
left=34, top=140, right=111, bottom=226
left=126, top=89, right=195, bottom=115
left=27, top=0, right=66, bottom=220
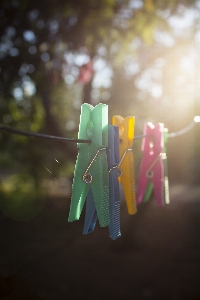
left=112, top=116, right=137, bottom=215
left=68, top=104, right=109, bottom=227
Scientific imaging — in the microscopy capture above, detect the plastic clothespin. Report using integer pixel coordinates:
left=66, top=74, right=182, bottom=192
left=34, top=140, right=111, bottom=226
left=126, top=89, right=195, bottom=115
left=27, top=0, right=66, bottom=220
left=83, top=188, right=97, bottom=234
left=68, top=103, right=109, bottom=227
left=83, top=125, right=121, bottom=240
left=137, top=122, right=168, bottom=207
left=112, top=115, right=137, bottom=215
left=108, top=125, right=121, bottom=239
left=141, top=127, right=170, bottom=205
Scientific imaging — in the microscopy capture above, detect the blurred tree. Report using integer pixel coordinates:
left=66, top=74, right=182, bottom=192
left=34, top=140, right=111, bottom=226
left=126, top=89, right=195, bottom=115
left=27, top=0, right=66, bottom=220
left=0, top=0, right=199, bottom=189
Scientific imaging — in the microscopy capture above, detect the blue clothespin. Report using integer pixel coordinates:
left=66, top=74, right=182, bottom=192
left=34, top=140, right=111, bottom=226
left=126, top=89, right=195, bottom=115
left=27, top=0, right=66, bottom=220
left=68, top=103, right=109, bottom=227
left=83, top=188, right=97, bottom=234
left=107, top=125, right=121, bottom=239
left=83, top=125, right=121, bottom=240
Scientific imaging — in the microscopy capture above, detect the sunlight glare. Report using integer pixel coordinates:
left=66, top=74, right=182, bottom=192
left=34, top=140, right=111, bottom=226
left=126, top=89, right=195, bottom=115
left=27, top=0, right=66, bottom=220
left=194, top=116, right=200, bottom=123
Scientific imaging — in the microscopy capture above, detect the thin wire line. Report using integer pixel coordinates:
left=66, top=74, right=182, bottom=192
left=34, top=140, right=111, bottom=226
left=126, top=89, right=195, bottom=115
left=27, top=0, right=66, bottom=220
left=82, top=148, right=106, bottom=183
left=0, top=125, right=151, bottom=142
left=134, top=118, right=199, bottom=140
left=0, top=124, right=91, bottom=143
left=134, top=134, right=151, bottom=140
left=167, top=120, right=196, bottom=138
left=0, top=117, right=199, bottom=143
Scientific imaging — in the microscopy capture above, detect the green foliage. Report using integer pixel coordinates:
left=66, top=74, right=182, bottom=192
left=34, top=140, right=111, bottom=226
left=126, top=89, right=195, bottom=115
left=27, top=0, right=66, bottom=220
left=0, top=0, right=199, bottom=200
left=0, top=174, right=45, bottom=221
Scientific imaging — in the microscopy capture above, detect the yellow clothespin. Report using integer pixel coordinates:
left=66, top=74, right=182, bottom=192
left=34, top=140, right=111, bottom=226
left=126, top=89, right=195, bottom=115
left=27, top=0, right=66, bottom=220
left=112, top=116, right=137, bottom=215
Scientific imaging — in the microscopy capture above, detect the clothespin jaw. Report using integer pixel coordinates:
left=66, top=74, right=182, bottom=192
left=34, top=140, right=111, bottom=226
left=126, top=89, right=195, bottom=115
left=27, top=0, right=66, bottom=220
left=68, top=103, right=110, bottom=227
left=83, top=125, right=121, bottom=240
left=137, top=122, right=165, bottom=207
left=112, top=115, right=137, bottom=215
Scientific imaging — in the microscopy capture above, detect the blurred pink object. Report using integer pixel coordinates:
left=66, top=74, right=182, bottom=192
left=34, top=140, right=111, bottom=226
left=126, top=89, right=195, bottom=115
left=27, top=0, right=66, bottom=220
left=77, top=59, right=93, bottom=84
left=137, top=122, right=165, bottom=207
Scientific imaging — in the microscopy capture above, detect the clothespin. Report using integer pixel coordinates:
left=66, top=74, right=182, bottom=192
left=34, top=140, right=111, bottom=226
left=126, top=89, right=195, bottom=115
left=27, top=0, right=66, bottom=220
left=83, top=188, right=97, bottom=234
left=140, top=127, right=170, bottom=205
left=137, top=122, right=169, bottom=207
left=112, top=115, right=137, bottom=215
left=83, top=125, right=121, bottom=240
left=68, top=103, right=109, bottom=227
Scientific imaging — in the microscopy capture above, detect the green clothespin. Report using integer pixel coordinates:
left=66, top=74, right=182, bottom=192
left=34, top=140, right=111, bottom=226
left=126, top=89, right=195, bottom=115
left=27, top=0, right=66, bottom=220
left=68, top=103, right=110, bottom=227
left=143, top=128, right=169, bottom=204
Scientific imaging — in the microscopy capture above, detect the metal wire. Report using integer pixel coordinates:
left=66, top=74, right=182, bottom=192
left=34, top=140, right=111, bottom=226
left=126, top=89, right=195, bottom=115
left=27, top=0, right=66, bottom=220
left=0, top=117, right=199, bottom=143
left=109, top=148, right=132, bottom=174
left=167, top=120, right=196, bottom=138
left=82, top=148, right=107, bottom=183
left=0, top=124, right=91, bottom=143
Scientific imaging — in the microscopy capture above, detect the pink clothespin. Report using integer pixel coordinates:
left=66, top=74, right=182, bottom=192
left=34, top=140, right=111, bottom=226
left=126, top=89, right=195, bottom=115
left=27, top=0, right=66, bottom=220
left=137, top=122, right=165, bottom=207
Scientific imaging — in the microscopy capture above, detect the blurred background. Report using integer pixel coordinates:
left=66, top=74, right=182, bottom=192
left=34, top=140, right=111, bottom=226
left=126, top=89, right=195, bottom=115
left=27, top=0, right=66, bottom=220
left=0, top=0, right=200, bottom=299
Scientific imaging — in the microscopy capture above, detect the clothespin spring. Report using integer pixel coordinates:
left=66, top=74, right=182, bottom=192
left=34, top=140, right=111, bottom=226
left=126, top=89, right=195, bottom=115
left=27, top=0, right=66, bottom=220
left=146, top=153, right=166, bottom=178
left=82, top=146, right=132, bottom=184
left=109, top=148, right=132, bottom=175
left=82, top=148, right=107, bottom=184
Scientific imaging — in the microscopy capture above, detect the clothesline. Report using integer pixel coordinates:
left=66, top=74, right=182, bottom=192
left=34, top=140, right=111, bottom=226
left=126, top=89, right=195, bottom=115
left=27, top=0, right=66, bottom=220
left=1, top=104, right=199, bottom=240
left=0, top=116, right=199, bottom=142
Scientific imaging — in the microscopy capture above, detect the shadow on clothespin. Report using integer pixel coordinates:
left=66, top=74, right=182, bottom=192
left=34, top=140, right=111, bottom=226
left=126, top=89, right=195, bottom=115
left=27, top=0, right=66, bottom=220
left=83, top=125, right=121, bottom=240
left=112, top=115, right=137, bottom=215
left=68, top=103, right=109, bottom=227
left=137, top=123, right=170, bottom=207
